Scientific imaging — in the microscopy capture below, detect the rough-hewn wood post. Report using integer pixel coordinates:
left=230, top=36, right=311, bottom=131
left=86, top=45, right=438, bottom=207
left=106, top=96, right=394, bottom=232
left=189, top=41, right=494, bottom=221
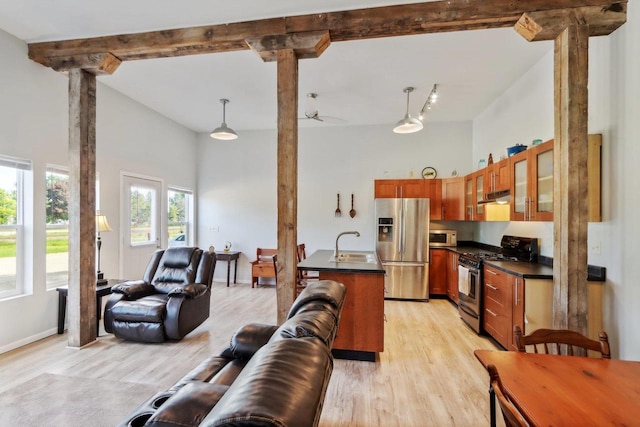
left=276, top=49, right=298, bottom=324
left=553, top=25, right=590, bottom=334
left=68, top=68, right=97, bottom=347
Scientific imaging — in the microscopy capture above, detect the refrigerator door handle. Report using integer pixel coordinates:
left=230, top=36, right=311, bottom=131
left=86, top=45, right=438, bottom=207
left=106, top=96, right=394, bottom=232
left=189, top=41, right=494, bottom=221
left=382, top=261, right=426, bottom=267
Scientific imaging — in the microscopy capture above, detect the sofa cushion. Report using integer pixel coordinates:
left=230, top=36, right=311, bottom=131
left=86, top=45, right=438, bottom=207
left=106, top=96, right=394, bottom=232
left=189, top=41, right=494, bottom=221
left=110, top=294, right=168, bottom=322
left=270, top=310, right=337, bottom=347
left=201, top=337, right=332, bottom=427
left=287, top=280, right=345, bottom=319
left=152, top=247, right=201, bottom=294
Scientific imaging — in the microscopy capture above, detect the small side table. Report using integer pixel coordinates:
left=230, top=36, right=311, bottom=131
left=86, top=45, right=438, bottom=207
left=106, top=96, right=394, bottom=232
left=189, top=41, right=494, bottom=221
left=215, top=251, right=241, bottom=287
left=56, top=279, right=121, bottom=336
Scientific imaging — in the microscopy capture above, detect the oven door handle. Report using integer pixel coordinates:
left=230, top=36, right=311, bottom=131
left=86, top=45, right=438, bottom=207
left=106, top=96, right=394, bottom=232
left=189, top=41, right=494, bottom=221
left=459, top=301, right=479, bottom=319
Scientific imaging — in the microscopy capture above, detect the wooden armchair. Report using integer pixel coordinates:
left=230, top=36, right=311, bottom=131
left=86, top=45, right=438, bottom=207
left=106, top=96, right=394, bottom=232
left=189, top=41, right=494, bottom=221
left=250, top=248, right=277, bottom=288
left=296, top=243, right=319, bottom=295
left=513, top=325, right=611, bottom=358
left=487, top=364, right=529, bottom=427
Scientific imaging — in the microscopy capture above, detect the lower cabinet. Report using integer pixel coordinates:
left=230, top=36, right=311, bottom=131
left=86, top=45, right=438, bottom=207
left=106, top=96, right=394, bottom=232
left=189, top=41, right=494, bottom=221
left=483, top=265, right=515, bottom=349
left=446, top=251, right=459, bottom=303
left=428, top=249, right=448, bottom=295
left=483, top=264, right=603, bottom=351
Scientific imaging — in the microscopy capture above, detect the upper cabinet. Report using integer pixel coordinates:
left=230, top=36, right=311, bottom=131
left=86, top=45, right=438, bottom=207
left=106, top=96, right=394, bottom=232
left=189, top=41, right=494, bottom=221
left=374, top=179, right=442, bottom=220
left=465, top=170, right=485, bottom=221
left=510, top=140, right=554, bottom=221
left=441, top=177, right=465, bottom=221
left=485, top=158, right=511, bottom=195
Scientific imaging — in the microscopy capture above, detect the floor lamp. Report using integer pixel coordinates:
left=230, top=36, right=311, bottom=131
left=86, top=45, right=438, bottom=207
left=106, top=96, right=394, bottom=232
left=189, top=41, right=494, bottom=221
left=95, top=214, right=112, bottom=285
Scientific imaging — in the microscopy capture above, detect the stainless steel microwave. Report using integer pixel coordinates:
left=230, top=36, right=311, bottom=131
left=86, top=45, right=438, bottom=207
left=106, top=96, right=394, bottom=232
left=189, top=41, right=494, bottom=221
left=429, top=229, right=457, bottom=247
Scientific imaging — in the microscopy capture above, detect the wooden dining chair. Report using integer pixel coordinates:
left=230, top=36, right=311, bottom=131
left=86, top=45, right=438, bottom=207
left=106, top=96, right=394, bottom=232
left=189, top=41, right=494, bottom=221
left=513, top=325, right=611, bottom=358
left=296, top=243, right=318, bottom=296
left=487, top=364, right=529, bottom=427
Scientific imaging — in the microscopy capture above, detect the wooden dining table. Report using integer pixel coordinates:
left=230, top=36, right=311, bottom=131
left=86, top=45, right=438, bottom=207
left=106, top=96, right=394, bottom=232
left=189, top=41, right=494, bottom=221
left=474, top=349, right=640, bottom=427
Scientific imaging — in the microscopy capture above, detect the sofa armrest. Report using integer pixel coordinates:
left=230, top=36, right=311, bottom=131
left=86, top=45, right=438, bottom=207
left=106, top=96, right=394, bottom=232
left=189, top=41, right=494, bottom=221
left=146, top=382, right=229, bottom=427
left=222, top=323, right=279, bottom=361
left=167, top=283, right=208, bottom=298
left=111, top=281, right=155, bottom=299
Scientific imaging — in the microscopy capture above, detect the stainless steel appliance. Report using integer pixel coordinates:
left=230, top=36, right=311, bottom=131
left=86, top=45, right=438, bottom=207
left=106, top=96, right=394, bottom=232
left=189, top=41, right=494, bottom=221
left=429, top=229, right=457, bottom=247
left=457, top=235, right=539, bottom=333
left=375, top=198, right=430, bottom=300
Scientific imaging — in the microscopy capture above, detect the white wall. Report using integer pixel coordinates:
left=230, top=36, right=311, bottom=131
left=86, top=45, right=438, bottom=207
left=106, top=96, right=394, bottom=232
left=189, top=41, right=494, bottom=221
left=196, top=121, right=472, bottom=283
left=0, top=28, right=197, bottom=353
left=471, top=8, right=640, bottom=360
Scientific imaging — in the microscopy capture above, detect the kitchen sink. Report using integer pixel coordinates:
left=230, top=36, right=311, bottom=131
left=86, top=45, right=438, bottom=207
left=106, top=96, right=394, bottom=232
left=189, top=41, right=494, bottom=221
left=329, top=252, right=377, bottom=264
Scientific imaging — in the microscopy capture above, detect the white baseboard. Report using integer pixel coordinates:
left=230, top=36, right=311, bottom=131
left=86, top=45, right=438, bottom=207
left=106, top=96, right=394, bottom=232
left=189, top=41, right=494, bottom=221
left=0, top=328, right=58, bottom=355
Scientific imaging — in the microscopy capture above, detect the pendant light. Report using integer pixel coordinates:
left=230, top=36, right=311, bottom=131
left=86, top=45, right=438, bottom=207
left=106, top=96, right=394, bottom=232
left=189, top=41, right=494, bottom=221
left=210, top=98, right=238, bottom=140
left=393, top=87, right=423, bottom=134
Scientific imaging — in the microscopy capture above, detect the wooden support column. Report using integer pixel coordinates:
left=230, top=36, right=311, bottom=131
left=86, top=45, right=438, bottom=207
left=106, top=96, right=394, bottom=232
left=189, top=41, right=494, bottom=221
left=275, top=49, right=298, bottom=324
left=68, top=69, right=97, bottom=347
left=552, top=25, right=590, bottom=334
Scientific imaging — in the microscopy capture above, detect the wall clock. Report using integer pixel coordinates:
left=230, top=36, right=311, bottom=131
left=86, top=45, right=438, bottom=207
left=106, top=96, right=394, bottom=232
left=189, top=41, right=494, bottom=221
left=421, top=167, right=437, bottom=179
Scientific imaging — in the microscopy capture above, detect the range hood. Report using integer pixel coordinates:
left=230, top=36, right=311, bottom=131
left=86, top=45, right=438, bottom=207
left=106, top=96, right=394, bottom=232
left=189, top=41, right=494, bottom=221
left=479, top=188, right=511, bottom=204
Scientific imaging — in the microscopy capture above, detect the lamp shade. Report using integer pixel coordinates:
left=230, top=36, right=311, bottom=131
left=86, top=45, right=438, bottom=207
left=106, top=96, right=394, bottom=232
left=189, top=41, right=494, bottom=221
left=95, top=215, right=112, bottom=233
left=393, top=115, right=423, bottom=134
left=210, top=98, right=238, bottom=140
left=393, top=86, right=423, bottom=134
left=210, top=124, right=238, bottom=140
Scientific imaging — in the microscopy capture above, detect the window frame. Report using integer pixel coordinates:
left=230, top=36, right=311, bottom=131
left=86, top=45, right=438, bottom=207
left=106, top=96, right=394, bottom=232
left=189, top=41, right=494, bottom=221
left=0, top=155, right=31, bottom=299
left=167, top=186, right=194, bottom=248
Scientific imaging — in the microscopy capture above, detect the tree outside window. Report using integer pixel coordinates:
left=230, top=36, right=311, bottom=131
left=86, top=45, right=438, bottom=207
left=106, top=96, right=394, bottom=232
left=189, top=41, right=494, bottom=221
left=45, top=167, right=69, bottom=288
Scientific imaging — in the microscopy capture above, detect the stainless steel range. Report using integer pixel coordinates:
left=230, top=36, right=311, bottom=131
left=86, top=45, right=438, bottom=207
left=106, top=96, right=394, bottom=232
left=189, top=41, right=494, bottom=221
left=457, top=236, right=538, bottom=333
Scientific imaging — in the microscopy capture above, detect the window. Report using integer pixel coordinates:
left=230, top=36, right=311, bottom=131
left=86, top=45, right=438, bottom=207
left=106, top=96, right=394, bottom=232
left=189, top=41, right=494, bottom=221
left=0, top=156, right=31, bottom=298
left=167, top=188, right=193, bottom=248
left=130, top=183, right=158, bottom=245
left=45, top=166, right=69, bottom=289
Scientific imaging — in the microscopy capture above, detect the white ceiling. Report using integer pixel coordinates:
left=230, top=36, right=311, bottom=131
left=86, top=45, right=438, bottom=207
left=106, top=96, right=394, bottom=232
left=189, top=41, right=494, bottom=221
left=0, top=0, right=553, bottom=133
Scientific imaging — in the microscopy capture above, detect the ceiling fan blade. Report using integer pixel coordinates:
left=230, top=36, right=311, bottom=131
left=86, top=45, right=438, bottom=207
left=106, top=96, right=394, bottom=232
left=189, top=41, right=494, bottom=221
left=316, top=115, right=346, bottom=124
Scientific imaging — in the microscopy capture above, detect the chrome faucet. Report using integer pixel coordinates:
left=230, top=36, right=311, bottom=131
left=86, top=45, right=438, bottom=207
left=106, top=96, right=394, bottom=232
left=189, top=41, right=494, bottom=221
left=335, top=231, right=361, bottom=257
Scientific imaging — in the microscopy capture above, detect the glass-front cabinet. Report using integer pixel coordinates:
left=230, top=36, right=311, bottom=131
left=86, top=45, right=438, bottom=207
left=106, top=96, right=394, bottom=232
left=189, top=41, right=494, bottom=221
left=465, top=171, right=484, bottom=220
left=510, top=140, right=554, bottom=221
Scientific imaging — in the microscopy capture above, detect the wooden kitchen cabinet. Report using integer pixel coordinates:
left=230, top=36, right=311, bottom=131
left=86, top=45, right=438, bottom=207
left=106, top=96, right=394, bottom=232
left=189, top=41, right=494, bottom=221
left=441, top=177, right=465, bottom=220
left=319, top=271, right=384, bottom=354
left=483, top=264, right=515, bottom=349
left=464, top=170, right=485, bottom=221
left=428, top=249, right=448, bottom=295
left=424, top=179, right=443, bottom=220
left=374, top=179, right=442, bottom=220
left=485, top=157, right=511, bottom=194
left=446, top=251, right=459, bottom=303
left=374, top=179, right=424, bottom=198
left=510, top=139, right=554, bottom=221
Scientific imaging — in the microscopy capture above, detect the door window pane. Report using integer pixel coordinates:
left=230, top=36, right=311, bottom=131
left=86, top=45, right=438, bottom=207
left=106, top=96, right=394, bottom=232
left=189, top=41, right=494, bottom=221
left=45, top=166, right=69, bottom=288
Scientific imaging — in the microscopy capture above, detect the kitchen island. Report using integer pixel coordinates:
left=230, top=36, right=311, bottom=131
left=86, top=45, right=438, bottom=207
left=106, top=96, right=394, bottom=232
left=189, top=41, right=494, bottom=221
left=298, top=249, right=385, bottom=361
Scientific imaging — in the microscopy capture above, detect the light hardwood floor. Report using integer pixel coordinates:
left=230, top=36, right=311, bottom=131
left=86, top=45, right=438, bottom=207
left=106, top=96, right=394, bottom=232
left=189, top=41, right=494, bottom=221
left=0, top=283, right=500, bottom=426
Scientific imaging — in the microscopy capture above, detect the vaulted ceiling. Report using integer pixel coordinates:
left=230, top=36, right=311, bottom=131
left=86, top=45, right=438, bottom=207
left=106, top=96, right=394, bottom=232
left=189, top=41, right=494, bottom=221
left=0, top=1, right=553, bottom=133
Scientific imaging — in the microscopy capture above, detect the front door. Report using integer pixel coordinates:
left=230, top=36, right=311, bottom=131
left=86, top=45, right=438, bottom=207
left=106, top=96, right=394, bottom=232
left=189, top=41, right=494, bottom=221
left=121, top=174, right=163, bottom=279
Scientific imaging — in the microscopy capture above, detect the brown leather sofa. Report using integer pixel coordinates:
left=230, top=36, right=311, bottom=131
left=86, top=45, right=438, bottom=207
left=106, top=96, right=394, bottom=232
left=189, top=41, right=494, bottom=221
left=118, top=280, right=346, bottom=427
left=104, top=247, right=216, bottom=343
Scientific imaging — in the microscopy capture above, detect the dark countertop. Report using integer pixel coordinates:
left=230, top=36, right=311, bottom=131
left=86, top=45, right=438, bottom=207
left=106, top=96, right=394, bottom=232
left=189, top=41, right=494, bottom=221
left=433, top=245, right=604, bottom=281
left=298, top=249, right=385, bottom=274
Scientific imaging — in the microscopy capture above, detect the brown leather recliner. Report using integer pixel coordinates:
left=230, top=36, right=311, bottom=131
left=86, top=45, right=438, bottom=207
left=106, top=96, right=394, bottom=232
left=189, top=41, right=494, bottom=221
left=104, top=247, right=216, bottom=343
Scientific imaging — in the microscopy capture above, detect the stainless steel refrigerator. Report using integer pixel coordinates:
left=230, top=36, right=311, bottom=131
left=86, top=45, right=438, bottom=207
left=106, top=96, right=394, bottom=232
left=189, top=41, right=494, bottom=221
left=375, top=198, right=430, bottom=300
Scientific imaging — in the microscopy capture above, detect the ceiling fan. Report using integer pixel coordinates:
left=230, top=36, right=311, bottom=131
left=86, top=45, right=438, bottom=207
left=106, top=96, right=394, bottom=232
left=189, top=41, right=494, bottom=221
left=300, top=93, right=346, bottom=124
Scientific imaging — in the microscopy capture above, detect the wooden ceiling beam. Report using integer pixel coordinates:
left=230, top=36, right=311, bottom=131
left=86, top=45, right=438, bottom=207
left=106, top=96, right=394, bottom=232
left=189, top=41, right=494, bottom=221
left=515, top=3, right=626, bottom=41
left=246, top=31, right=330, bottom=62
left=46, top=52, right=121, bottom=75
left=28, top=0, right=626, bottom=70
